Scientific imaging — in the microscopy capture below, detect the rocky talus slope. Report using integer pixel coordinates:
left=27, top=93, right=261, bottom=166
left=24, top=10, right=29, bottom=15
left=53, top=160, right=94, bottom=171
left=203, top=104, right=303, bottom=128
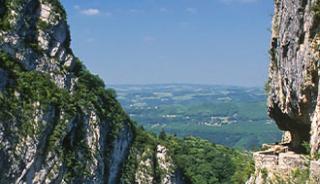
left=248, top=0, right=320, bottom=183
left=0, top=1, right=253, bottom=184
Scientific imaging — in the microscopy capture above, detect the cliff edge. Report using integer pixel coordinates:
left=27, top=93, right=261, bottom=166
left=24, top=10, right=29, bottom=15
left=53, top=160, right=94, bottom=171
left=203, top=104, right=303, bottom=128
left=249, top=0, right=320, bottom=183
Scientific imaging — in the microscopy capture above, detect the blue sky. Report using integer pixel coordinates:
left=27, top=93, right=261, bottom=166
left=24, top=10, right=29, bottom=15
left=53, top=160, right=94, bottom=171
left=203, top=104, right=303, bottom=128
left=60, top=0, right=274, bottom=87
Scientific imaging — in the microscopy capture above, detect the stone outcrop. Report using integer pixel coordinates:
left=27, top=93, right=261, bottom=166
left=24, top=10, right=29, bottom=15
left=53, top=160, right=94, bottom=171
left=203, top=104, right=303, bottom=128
left=248, top=145, right=308, bottom=184
left=123, top=144, right=179, bottom=184
left=267, top=0, right=320, bottom=152
left=249, top=0, right=320, bottom=183
left=310, top=160, right=320, bottom=182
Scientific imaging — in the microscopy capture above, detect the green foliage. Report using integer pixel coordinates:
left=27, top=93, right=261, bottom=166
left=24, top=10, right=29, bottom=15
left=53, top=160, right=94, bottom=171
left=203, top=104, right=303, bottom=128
left=165, top=136, right=254, bottom=184
left=1, top=49, right=256, bottom=184
left=0, top=51, right=131, bottom=181
left=261, top=168, right=268, bottom=182
left=106, top=88, right=117, bottom=98
left=159, top=128, right=166, bottom=140
left=0, top=0, right=26, bottom=31
left=0, top=59, right=79, bottom=174
left=231, top=153, right=255, bottom=183
left=302, top=141, right=311, bottom=155
left=312, top=1, right=320, bottom=19
left=0, top=52, right=23, bottom=76
left=25, top=33, right=45, bottom=53
left=42, top=0, right=67, bottom=20
left=0, top=1, right=11, bottom=31
left=37, top=19, right=49, bottom=30
left=2, top=1, right=58, bottom=39
left=120, top=126, right=158, bottom=183
left=291, top=168, right=310, bottom=184
left=121, top=126, right=254, bottom=184
left=72, top=62, right=130, bottom=142
left=264, top=78, right=271, bottom=94
left=62, top=118, right=93, bottom=182
left=272, top=168, right=310, bottom=184
left=0, top=14, right=11, bottom=31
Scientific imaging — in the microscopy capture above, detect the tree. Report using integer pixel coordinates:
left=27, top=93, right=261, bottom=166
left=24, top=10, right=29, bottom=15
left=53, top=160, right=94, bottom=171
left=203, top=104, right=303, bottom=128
left=159, top=128, right=166, bottom=140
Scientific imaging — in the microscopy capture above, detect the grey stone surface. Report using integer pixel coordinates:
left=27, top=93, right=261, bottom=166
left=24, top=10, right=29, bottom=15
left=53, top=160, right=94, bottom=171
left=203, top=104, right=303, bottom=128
left=268, top=0, right=320, bottom=152
left=249, top=1, right=320, bottom=183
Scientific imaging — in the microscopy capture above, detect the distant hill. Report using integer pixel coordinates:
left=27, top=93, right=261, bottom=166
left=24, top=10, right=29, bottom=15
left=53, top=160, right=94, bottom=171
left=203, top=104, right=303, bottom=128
left=111, top=84, right=282, bottom=150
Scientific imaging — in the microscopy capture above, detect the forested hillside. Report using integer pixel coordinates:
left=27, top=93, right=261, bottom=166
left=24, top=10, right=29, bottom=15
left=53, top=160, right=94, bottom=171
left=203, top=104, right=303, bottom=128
left=0, top=0, right=253, bottom=183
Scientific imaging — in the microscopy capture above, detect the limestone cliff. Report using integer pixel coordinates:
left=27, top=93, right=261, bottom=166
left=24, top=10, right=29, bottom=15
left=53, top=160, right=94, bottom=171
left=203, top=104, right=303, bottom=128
left=0, top=0, right=178, bottom=183
left=249, top=0, right=320, bottom=183
left=267, top=0, right=320, bottom=153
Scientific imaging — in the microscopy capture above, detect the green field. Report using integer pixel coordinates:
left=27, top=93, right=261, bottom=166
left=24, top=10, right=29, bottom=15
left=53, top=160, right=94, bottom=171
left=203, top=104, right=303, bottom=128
left=111, top=84, right=282, bottom=150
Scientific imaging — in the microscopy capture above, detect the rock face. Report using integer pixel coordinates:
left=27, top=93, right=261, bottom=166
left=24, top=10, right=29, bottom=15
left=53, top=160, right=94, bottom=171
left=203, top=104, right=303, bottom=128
left=249, top=0, right=320, bottom=183
left=267, top=0, right=320, bottom=152
left=0, top=1, right=179, bottom=183
left=133, top=145, right=177, bottom=184
left=248, top=146, right=308, bottom=184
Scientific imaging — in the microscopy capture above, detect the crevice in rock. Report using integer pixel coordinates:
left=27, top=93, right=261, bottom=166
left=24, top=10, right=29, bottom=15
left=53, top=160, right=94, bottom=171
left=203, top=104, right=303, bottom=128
left=268, top=105, right=311, bottom=153
left=282, top=41, right=290, bottom=58
left=106, top=124, right=133, bottom=184
left=298, top=32, right=305, bottom=45
left=18, top=106, right=60, bottom=184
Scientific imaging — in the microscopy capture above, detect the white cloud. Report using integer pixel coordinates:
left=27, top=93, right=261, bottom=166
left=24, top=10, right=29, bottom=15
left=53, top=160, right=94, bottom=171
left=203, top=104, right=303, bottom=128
left=185, top=8, right=198, bottom=14
left=75, top=5, right=112, bottom=17
left=81, top=8, right=100, bottom=16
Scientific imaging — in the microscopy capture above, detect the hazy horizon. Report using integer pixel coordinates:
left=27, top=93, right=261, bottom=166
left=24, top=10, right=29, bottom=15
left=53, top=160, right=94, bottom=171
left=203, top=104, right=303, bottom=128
left=108, top=82, right=264, bottom=88
left=61, top=0, right=273, bottom=87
